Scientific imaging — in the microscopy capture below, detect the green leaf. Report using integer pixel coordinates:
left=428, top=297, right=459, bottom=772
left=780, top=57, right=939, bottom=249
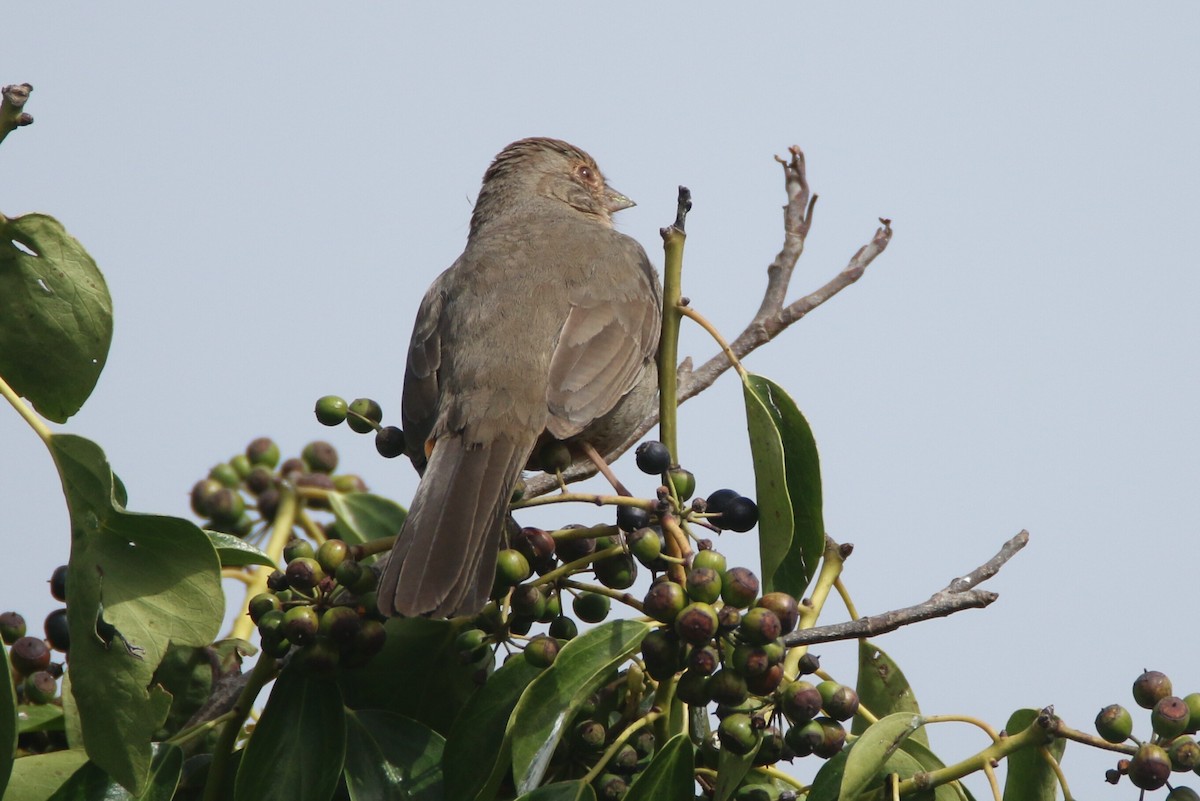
left=840, top=711, right=926, bottom=800
left=60, top=673, right=82, bottom=750
left=16, top=705, right=64, bottom=733
left=510, top=619, right=650, bottom=794
left=742, top=374, right=824, bottom=597
left=337, top=617, right=478, bottom=736
left=1001, top=709, right=1064, bottom=801
left=150, top=645, right=216, bottom=739
left=204, top=530, right=276, bottom=568
left=444, top=655, right=542, bottom=801
left=0, top=214, right=112, bottom=422
left=513, top=780, right=597, bottom=801
left=235, top=666, right=347, bottom=801
left=713, top=737, right=760, bottom=801
left=1, top=642, right=16, bottom=797
left=899, top=739, right=974, bottom=801
left=625, top=733, right=693, bottom=801
left=51, top=434, right=223, bottom=794
left=45, top=743, right=183, bottom=801
left=4, top=750, right=90, bottom=801
left=344, top=710, right=444, bottom=801
left=853, top=640, right=928, bottom=746
left=329, top=492, right=407, bottom=548
left=806, top=748, right=847, bottom=801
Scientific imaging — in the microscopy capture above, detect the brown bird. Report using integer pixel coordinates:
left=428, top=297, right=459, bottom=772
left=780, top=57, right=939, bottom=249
left=378, top=138, right=662, bottom=618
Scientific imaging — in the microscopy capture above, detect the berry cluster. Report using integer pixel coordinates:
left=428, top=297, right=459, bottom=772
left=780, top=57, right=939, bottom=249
left=313, top=395, right=405, bottom=459
left=1096, top=670, right=1200, bottom=796
left=248, top=537, right=387, bottom=672
left=3, top=565, right=70, bottom=754
left=190, top=436, right=368, bottom=539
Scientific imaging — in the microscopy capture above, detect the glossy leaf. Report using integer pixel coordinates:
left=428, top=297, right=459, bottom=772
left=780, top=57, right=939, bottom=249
left=444, top=656, right=542, bottom=801
left=1001, top=709, right=1064, bottom=801
left=150, top=645, right=215, bottom=740
left=52, top=434, right=223, bottom=794
left=204, top=530, right=275, bottom=568
left=337, top=617, right=477, bottom=735
left=0, top=213, right=112, bottom=422
left=510, top=619, right=650, bottom=794
left=235, top=666, right=346, bottom=801
left=16, top=705, right=63, bottom=733
left=60, top=673, right=82, bottom=750
left=742, top=374, right=824, bottom=597
left=44, top=743, right=182, bottom=801
left=514, top=780, right=597, bottom=801
left=853, top=640, right=928, bottom=746
left=806, top=748, right=847, bottom=801
left=1, top=642, right=15, bottom=797
left=713, top=736, right=761, bottom=801
left=900, top=739, right=974, bottom=801
left=344, top=710, right=444, bottom=801
left=329, top=492, right=407, bottom=548
left=4, top=750, right=90, bottom=801
left=624, top=733, right=693, bottom=800
left=841, top=712, right=926, bottom=800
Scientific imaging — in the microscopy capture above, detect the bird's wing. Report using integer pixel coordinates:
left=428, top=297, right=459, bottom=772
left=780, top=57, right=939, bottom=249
left=401, top=281, right=445, bottom=471
left=544, top=242, right=661, bottom=439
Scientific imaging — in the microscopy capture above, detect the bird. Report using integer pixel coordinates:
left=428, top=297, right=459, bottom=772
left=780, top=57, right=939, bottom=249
left=377, top=137, right=662, bottom=618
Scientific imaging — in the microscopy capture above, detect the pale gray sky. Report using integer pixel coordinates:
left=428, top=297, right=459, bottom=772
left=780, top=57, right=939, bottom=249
left=3, top=4, right=1198, bottom=796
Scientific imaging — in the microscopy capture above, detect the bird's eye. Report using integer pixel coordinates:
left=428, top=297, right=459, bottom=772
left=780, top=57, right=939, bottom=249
left=576, top=165, right=595, bottom=183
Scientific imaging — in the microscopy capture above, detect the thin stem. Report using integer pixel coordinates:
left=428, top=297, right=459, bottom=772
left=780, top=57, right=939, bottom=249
left=229, top=485, right=296, bottom=642
left=201, top=655, right=278, bottom=801
left=677, top=305, right=747, bottom=379
left=981, top=760, right=1002, bottom=801
left=783, top=539, right=843, bottom=678
left=165, top=710, right=236, bottom=748
left=1046, top=718, right=1137, bottom=755
left=526, top=545, right=625, bottom=589
left=1039, top=746, right=1075, bottom=801
left=561, top=579, right=645, bottom=614
left=658, top=208, right=687, bottom=464
left=513, top=492, right=653, bottom=510
left=0, top=373, right=53, bottom=444
left=756, top=766, right=806, bottom=791
left=220, top=569, right=254, bottom=586
left=834, top=577, right=859, bottom=620
left=924, top=714, right=1001, bottom=743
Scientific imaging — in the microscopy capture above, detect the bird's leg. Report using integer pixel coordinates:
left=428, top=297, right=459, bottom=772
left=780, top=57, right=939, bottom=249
left=578, top=441, right=631, bottom=497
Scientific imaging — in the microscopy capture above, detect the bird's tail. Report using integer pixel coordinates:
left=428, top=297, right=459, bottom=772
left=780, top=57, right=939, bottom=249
left=378, top=433, right=533, bottom=618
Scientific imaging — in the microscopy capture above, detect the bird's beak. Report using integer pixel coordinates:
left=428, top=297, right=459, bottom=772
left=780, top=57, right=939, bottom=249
left=604, top=187, right=636, bottom=214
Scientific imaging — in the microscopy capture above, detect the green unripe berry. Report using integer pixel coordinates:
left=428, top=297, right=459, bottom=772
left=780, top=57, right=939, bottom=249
left=207, top=487, right=245, bottom=526
left=594, top=552, right=637, bottom=590
left=1153, top=696, right=1192, bottom=740
left=229, top=454, right=252, bottom=480
left=572, top=591, right=611, bottom=623
left=319, top=606, right=362, bottom=646
left=643, top=580, right=687, bottom=624
left=208, top=462, right=241, bottom=489
left=245, top=437, right=281, bottom=468
left=627, top=527, right=662, bottom=567
left=1186, top=692, right=1200, bottom=734
left=260, top=632, right=292, bottom=658
left=1169, top=736, right=1200, bottom=772
left=494, top=549, right=532, bottom=588
left=692, top=549, right=727, bottom=575
left=685, top=567, right=722, bottom=604
left=247, top=592, right=282, bottom=624
left=282, top=606, right=319, bottom=646
left=675, top=668, right=710, bottom=705
left=1133, top=670, right=1173, bottom=710
left=594, top=773, right=626, bottom=801
left=667, top=467, right=695, bottom=500
left=511, top=585, right=547, bottom=619
left=547, top=615, right=578, bottom=640
left=190, top=478, right=224, bottom=518
left=738, top=606, right=782, bottom=645
left=1095, top=704, right=1133, bottom=743
left=823, top=683, right=861, bottom=721
left=736, top=784, right=781, bottom=801
left=785, top=718, right=824, bottom=757
left=524, top=634, right=559, bottom=668
left=1167, top=788, right=1200, bottom=801
left=812, top=717, right=847, bottom=759
left=283, top=538, right=315, bottom=564
left=454, top=628, right=490, bottom=664
left=334, top=559, right=364, bottom=590
left=316, top=539, right=349, bottom=573
left=257, top=609, right=285, bottom=638
left=315, top=395, right=349, bottom=426
left=706, top=668, right=749, bottom=707
left=23, top=671, right=57, bottom=704
left=347, top=398, right=383, bottom=433
left=718, top=713, right=758, bottom=756
left=574, top=720, right=607, bottom=752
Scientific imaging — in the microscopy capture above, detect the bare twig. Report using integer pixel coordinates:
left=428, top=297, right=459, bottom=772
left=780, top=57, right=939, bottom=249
left=0, top=83, right=34, bottom=146
left=526, top=146, right=892, bottom=497
left=781, top=530, right=1029, bottom=647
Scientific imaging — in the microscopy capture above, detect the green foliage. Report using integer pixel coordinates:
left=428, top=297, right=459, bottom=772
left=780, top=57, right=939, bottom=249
left=343, top=710, right=445, bottom=801
left=0, top=214, right=111, bottom=423
left=853, top=640, right=929, bottom=746
left=1002, top=709, right=1065, bottom=801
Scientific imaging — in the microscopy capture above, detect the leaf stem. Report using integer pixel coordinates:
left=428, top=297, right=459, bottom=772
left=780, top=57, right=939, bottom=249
left=783, top=539, right=843, bottom=678
left=561, top=579, right=646, bottom=613
left=201, top=654, right=279, bottom=801
left=0, top=372, right=53, bottom=444
left=677, top=305, right=747, bottom=379
left=526, top=545, right=625, bottom=589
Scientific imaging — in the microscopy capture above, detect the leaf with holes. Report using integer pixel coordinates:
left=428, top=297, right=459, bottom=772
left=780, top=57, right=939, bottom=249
left=0, top=214, right=112, bottom=422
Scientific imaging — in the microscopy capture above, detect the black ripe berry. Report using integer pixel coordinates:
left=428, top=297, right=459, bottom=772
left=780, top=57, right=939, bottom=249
left=49, top=566, right=68, bottom=602
left=375, top=426, right=406, bottom=458
left=721, top=496, right=759, bottom=532
left=616, top=504, right=651, bottom=532
left=634, top=441, right=671, bottom=474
